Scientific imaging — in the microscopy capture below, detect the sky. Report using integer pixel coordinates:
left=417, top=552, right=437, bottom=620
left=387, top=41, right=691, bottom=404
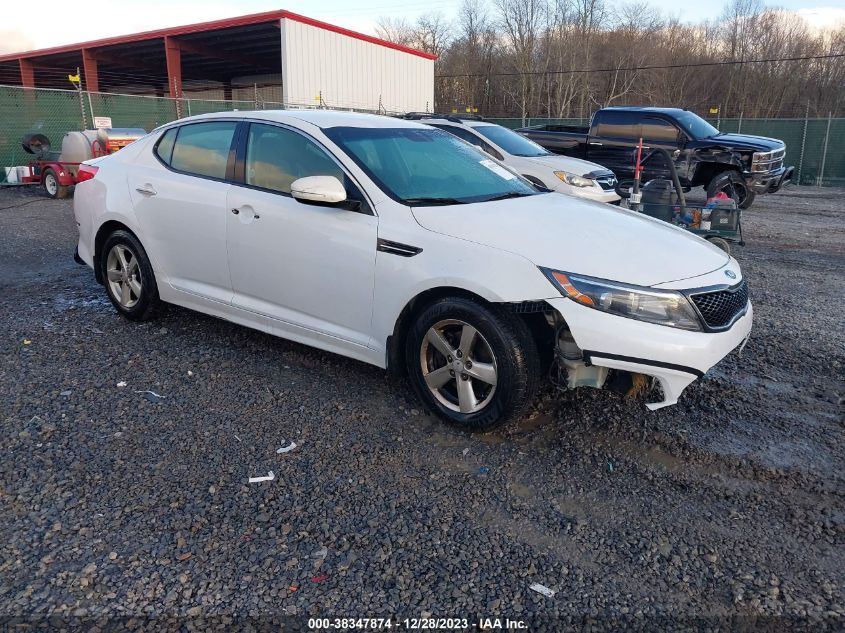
left=1, top=0, right=843, bottom=55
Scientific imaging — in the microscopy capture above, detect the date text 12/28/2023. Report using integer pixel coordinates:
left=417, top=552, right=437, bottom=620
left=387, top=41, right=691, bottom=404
left=307, top=617, right=528, bottom=630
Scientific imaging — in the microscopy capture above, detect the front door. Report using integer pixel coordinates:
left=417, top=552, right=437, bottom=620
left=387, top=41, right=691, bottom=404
left=226, top=122, right=378, bottom=349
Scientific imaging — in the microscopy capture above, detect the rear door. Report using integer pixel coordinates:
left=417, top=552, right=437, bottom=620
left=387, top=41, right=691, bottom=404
left=586, top=110, right=639, bottom=178
left=128, top=121, right=237, bottom=303
left=225, top=121, right=378, bottom=348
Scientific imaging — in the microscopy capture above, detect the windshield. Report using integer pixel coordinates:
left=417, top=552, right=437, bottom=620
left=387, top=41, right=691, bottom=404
left=473, top=124, right=550, bottom=157
left=323, top=127, right=538, bottom=205
left=674, top=111, right=720, bottom=140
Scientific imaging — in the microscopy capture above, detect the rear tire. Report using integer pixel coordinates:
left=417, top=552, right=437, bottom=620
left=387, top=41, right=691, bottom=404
left=706, top=171, right=755, bottom=209
left=405, top=297, right=539, bottom=432
left=100, top=230, right=160, bottom=321
left=42, top=169, right=69, bottom=199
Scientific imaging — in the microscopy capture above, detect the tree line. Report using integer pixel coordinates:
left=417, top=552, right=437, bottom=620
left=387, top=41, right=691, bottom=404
left=376, top=0, right=845, bottom=120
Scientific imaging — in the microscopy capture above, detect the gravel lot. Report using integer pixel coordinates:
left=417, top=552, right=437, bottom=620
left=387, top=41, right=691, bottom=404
left=0, top=185, right=842, bottom=629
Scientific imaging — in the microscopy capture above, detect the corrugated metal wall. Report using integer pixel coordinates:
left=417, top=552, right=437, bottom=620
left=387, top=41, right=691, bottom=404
left=280, top=18, right=434, bottom=113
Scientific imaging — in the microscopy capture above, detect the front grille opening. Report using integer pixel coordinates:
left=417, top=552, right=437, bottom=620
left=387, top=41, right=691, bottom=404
left=690, top=280, right=749, bottom=330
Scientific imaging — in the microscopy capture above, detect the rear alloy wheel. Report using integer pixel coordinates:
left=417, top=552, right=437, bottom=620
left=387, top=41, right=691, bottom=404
left=100, top=230, right=160, bottom=321
left=706, top=171, right=755, bottom=209
left=42, top=169, right=69, bottom=199
left=406, top=297, right=539, bottom=432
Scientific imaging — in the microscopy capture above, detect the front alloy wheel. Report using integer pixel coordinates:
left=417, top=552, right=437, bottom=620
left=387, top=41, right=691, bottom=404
left=421, top=319, right=498, bottom=414
left=406, top=297, right=539, bottom=431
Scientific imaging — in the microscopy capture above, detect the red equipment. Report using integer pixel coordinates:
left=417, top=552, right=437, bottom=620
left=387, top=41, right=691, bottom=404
left=16, top=128, right=145, bottom=199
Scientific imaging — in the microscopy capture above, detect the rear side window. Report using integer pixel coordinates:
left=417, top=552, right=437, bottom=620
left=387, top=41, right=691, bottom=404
left=245, top=123, right=345, bottom=194
left=169, top=121, right=237, bottom=179
left=594, top=111, right=638, bottom=138
left=155, top=128, right=177, bottom=165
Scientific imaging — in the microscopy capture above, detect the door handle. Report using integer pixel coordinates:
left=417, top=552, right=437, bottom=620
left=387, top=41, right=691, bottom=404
left=588, top=142, right=603, bottom=146
left=231, top=208, right=260, bottom=219
left=135, top=185, right=157, bottom=196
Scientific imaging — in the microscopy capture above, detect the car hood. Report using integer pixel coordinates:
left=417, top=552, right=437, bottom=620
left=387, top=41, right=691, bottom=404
left=705, top=133, right=784, bottom=152
left=412, top=193, right=730, bottom=287
left=524, top=153, right=614, bottom=176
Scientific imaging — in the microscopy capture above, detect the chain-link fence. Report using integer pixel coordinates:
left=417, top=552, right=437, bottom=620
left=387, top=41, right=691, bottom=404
left=489, top=116, right=843, bottom=187
left=2, top=85, right=842, bottom=187
left=0, top=85, right=388, bottom=183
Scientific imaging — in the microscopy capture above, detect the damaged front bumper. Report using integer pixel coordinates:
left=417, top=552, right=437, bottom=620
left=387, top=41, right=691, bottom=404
left=748, top=165, right=793, bottom=193
left=544, top=294, right=753, bottom=410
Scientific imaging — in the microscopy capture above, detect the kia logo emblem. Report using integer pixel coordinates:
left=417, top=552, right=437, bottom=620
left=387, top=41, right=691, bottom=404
left=725, top=270, right=737, bottom=279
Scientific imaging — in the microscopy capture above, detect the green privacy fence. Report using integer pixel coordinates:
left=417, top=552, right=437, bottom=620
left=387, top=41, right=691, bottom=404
left=489, top=116, right=844, bottom=187
left=1, top=84, right=842, bottom=187
left=0, top=85, right=310, bottom=182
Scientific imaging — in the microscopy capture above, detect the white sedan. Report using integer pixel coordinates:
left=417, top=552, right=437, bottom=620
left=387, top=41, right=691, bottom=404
left=405, top=115, right=620, bottom=204
left=74, top=110, right=752, bottom=431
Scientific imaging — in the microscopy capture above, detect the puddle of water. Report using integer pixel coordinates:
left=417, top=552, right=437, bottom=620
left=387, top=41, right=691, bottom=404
left=54, top=294, right=111, bottom=312
left=508, top=482, right=535, bottom=500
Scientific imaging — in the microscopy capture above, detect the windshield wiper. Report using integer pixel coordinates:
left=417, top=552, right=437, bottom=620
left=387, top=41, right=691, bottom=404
left=483, top=191, right=534, bottom=202
left=402, top=197, right=466, bottom=206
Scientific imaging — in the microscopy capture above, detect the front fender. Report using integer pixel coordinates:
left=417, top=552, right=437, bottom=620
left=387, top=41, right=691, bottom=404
left=371, top=226, right=556, bottom=363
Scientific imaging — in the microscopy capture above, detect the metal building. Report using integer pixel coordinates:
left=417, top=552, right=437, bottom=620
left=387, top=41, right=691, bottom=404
left=0, top=10, right=436, bottom=113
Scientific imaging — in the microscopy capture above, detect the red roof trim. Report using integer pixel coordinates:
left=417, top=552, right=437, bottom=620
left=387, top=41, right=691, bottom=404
left=281, top=12, right=437, bottom=60
left=0, top=9, right=437, bottom=63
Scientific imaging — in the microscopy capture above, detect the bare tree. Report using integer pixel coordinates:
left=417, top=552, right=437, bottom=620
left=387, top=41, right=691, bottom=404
left=378, top=0, right=845, bottom=119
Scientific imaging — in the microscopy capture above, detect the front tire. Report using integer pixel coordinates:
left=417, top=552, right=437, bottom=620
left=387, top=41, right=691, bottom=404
left=405, top=297, right=539, bottom=432
left=706, top=171, right=755, bottom=209
left=100, top=230, right=160, bottom=321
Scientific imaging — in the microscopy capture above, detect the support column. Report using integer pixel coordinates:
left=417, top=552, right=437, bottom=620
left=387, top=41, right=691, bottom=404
left=223, top=80, right=233, bottom=102
left=164, top=36, right=183, bottom=116
left=82, top=49, right=99, bottom=93
left=19, top=59, right=35, bottom=88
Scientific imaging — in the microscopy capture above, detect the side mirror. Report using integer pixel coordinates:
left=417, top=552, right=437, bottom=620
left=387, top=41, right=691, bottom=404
left=291, top=175, right=347, bottom=206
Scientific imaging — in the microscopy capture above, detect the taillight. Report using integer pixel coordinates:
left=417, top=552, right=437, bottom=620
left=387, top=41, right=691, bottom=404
left=76, top=164, right=99, bottom=183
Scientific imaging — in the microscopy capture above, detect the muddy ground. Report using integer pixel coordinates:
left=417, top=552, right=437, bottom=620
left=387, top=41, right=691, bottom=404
left=0, top=184, right=842, bottom=630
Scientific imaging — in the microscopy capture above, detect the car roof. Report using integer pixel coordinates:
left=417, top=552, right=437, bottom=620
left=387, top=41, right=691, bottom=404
left=603, top=106, right=688, bottom=115
left=411, top=117, right=496, bottom=129
left=159, top=109, right=431, bottom=130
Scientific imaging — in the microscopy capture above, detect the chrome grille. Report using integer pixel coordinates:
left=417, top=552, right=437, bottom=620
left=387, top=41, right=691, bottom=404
left=751, top=148, right=785, bottom=173
left=690, top=280, right=749, bottom=330
left=594, top=175, right=618, bottom=191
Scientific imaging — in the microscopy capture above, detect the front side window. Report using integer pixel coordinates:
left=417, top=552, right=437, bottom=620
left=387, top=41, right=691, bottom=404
left=472, top=124, right=549, bottom=157
left=245, top=123, right=345, bottom=194
left=641, top=118, right=679, bottom=143
left=673, top=111, right=720, bottom=140
left=324, top=126, right=538, bottom=205
left=169, top=121, right=237, bottom=179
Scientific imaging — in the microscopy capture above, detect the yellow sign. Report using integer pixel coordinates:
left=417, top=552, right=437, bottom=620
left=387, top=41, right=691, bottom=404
left=709, top=106, right=719, bottom=114
left=68, top=74, right=80, bottom=84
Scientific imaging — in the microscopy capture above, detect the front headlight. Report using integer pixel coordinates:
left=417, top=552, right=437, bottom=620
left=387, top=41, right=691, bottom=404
left=555, top=171, right=594, bottom=188
left=542, top=269, right=702, bottom=331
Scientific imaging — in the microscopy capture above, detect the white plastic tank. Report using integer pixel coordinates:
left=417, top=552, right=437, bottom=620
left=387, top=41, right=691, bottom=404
left=60, top=130, right=100, bottom=164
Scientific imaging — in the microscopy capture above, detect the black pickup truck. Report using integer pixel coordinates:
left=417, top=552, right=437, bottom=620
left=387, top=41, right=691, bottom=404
left=518, top=107, right=793, bottom=208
